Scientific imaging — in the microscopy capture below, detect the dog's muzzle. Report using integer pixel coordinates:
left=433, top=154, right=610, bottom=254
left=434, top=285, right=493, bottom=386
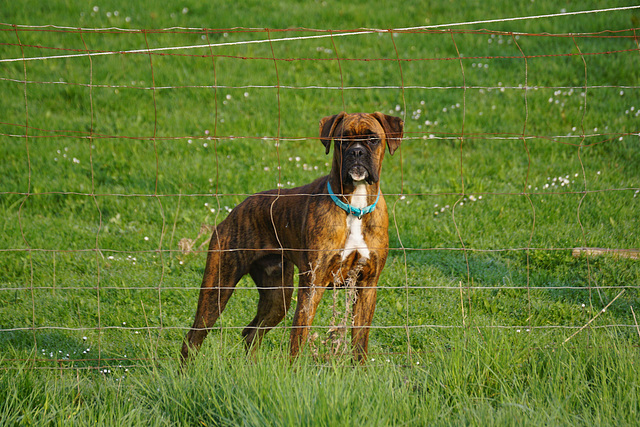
left=344, top=143, right=377, bottom=184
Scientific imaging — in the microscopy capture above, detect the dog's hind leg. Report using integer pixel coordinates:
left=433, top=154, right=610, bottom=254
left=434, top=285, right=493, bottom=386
left=180, top=246, right=247, bottom=364
left=242, top=256, right=294, bottom=353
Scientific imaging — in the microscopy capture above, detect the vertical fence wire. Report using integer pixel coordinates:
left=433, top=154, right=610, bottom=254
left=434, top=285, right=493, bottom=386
left=0, top=21, right=638, bottom=369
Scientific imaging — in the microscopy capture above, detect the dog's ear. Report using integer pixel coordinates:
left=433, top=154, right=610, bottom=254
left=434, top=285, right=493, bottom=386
left=372, top=112, right=404, bottom=155
left=319, top=112, right=346, bottom=155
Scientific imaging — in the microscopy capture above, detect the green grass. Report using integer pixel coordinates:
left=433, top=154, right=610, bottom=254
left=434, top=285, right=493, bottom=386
left=1, top=0, right=640, bottom=424
left=2, top=332, right=639, bottom=425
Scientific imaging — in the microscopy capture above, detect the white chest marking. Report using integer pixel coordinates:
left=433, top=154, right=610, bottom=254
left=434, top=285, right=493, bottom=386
left=342, top=184, right=370, bottom=261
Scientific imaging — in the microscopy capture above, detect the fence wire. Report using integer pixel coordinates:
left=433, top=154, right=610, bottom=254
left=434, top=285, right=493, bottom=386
left=1, top=12, right=639, bottom=370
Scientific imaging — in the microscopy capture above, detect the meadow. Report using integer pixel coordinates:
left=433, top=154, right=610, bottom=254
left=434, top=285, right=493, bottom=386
left=1, top=0, right=639, bottom=424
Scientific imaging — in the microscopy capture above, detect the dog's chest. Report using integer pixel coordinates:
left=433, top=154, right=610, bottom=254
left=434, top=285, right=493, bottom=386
left=341, top=184, right=370, bottom=261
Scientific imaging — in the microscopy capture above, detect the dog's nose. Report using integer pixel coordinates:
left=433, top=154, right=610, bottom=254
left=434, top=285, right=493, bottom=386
left=348, top=145, right=365, bottom=158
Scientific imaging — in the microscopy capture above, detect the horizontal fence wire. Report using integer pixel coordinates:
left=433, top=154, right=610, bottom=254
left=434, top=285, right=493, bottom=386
left=0, top=6, right=639, bottom=370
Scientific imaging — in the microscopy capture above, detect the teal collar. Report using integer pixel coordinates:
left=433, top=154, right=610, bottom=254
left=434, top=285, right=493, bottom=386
left=327, top=181, right=380, bottom=219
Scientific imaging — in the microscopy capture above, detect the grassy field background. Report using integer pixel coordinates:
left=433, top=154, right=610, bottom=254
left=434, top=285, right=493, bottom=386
left=1, top=0, right=640, bottom=424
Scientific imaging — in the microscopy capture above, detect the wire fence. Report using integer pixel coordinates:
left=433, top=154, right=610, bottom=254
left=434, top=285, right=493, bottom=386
left=1, top=6, right=639, bottom=370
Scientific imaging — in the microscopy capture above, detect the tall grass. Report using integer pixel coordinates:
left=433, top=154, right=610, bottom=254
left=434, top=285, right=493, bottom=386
left=1, top=330, right=638, bottom=425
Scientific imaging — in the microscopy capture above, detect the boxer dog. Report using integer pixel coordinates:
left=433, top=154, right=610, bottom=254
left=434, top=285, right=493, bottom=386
left=180, top=112, right=403, bottom=363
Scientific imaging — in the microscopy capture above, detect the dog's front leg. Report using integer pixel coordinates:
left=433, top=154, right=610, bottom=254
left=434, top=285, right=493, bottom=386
left=289, top=273, right=327, bottom=359
left=351, top=280, right=378, bottom=363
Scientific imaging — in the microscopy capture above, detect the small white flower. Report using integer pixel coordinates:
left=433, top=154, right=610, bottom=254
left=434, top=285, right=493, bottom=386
left=144, top=236, right=149, bottom=241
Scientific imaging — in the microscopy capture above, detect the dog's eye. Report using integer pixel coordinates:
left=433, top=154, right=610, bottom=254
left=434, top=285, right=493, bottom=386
left=369, top=137, right=380, bottom=145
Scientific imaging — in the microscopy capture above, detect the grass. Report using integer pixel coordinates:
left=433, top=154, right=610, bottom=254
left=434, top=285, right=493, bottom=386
left=1, top=332, right=639, bottom=425
left=1, top=0, right=640, bottom=424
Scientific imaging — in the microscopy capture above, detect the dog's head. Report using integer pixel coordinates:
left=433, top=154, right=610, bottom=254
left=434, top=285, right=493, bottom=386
left=319, top=112, right=403, bottom=185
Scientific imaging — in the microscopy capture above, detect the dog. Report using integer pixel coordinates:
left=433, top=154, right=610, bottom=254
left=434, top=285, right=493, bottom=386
left=180, top=112, right=403, bottom=363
